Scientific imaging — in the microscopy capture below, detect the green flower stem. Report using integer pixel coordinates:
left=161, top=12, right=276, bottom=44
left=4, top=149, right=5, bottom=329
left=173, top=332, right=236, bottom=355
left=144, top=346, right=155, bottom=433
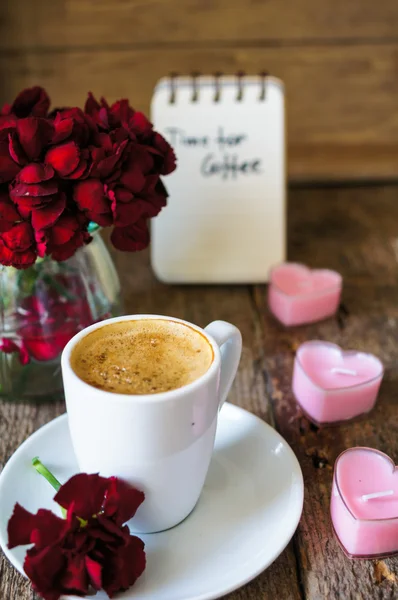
left=42, top=274, right=76, bottom=302
left=32, top=457, right=61, bottom=491
left=32, top=457, right=67, bottom=518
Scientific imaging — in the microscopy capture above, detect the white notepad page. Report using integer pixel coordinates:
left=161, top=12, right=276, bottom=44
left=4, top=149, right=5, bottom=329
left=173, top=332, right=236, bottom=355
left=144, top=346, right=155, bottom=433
left=151, top=75, right=286, bottom=283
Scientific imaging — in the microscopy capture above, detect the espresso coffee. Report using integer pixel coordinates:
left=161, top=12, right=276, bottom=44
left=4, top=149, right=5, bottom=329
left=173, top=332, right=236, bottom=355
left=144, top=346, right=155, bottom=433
left=70, top=319, right=213, bottom=394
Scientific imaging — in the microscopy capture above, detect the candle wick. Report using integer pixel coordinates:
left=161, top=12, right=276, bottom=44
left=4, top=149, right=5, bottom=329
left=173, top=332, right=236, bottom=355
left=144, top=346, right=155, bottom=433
left=331, top=368, right=358, bottom=376
left=361, top=490, right=394, bottom=502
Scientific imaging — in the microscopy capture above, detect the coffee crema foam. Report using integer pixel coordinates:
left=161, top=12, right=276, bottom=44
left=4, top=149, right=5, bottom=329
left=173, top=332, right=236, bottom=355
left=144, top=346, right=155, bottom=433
left=70, top=319, right=214, bottom=395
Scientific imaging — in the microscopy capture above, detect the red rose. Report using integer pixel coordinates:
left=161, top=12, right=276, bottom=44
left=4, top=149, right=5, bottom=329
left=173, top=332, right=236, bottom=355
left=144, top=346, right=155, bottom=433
left=8, top=473, right=146, bottom=600
left=51, top=108, right=97, bottom=147
left=45, top=141, right=90, bottom=180
left=0, top=338, right=30, bottom=365
left=1, top=86, right=50, bottom=118
left=9, top=275, right=97, bottom=362
left=84, top=93, right=176, bottom=176
left=74, top=179, right=112, bottom=226
left=9, top=117, right=54, bottom=164
left=111, top=217, right=150, bottom=252
left=35, top=214, right=91, bottom=261
left=0, top=222, right=37, bottom=268
left=0, top=191, right=20, bottom=232
left=10, top=164, right=66, bottom=234
left=0, top=138, right=20, bottom=183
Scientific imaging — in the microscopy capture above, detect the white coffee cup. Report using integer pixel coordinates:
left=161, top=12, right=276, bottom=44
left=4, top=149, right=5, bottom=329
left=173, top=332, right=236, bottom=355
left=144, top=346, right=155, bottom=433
left=61, top=314, right=242, bottom=533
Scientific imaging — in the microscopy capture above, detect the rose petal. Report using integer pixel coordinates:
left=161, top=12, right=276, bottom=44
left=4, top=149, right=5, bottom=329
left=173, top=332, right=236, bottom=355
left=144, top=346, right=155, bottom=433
left=0, top=238, right=36, bottom=269
left=11, top=180, right=59, bottom=198
left=111, top=219, right=149, bottom=252
left=0, top=140, right=20, bottom=182
left=11, top=87, right=50, bottom=118
left=17, top=117, right=54, bottom=161
left=24, top=545, right=65, bottom=600
left=8, top=132, right=27, bottom=166
left=127, top=144, right=154, bottom=175
left=68, top=158, right=88, bottom=180
left=2, top=222, right=34, bottom=251
left=103, top=477, right=145, bottom=525
left=51, top=115, right=74, bottom=144
left=0, top=103, right=11, bottom=116
left=110, top=99, right=134, bottom=125
left=8, top=504, right=65, bottom=549
left=31, top=193, right=66, bottom=230
left=21, top=329, right=63, bottom=361
left=119, top=163, right=146, bottom=194
left=84, top=92, right=101, bottom=116
left=45, top=141, right=80, bottom=176
left=0, top=195, right=20, bottom=223
left=85, top=556, right=103, bottom=590
left=58, top=555, right=89, bottom=595
left=130, top=111, right=153, bottom=137
left=102, top=534, right=146, bottom=596
left=54, top=473, right=109, bottom=520
left=50, top=215, right=79, bottom=245
left=0, top=338, right=30, bottom=365
left=111, top=198, right=147, bottom=227
left=74, top=179, right=111, bottom=216
left=111, top=188, right=133, bottom=203
left=17, top=163, right=54, bottom=183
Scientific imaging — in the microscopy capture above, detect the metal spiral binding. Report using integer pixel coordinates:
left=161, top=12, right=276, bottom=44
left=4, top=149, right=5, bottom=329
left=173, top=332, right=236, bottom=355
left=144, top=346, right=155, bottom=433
left=191, top=71, right=200, bottom=102
left=168, top=71, right=269, bottom=103
left=169, top=72, right=178, bottom=104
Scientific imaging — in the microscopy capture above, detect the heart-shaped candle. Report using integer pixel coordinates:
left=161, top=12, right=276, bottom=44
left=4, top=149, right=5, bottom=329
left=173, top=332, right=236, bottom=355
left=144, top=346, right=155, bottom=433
left=268, top=263, right=342, bottom=326
left=292, top=341, right=383, bottom=425
left=331, top=448, right=398, bottom=558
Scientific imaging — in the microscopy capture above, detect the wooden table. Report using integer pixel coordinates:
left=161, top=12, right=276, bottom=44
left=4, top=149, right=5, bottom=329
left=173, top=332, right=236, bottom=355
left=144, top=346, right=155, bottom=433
left=1, top=184, right=398, bottom=600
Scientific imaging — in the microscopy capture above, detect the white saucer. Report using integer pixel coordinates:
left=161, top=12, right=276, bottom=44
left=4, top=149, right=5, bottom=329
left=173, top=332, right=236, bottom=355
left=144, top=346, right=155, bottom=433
left=0, top=403, right=303, bottom=600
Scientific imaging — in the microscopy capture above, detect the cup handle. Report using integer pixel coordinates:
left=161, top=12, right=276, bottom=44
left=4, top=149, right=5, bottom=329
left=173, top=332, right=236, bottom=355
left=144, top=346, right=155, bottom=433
left=204, top=321, right=242, bottom=408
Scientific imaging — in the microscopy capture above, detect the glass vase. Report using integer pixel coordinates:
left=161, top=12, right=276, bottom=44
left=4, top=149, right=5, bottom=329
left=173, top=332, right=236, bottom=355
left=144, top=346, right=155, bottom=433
left=0, top=229, right=121, bottom=403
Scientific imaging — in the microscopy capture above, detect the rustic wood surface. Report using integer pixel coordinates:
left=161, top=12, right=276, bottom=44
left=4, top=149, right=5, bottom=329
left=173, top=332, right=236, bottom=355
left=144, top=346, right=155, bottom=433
left=1, top=183, right=398, bottom=599
left=2, top=1, right=398, bottom=181
left=4, top=0, right=398, bottom=48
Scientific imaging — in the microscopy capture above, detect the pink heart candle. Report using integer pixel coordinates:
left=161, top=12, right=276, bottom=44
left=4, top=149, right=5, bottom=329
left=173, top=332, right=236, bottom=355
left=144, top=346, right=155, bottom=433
left=268, top=263, right=342, bottom=326
left=331, top=448, right=398, bottom=558
left=292, top=341, right=383, bottom=425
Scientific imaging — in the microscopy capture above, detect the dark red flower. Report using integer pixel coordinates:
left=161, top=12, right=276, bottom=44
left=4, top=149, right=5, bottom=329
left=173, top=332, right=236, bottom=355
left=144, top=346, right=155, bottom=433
left=1, top=87, right=50, bottom=118
left=8, top=474, right=146, bottom=600
left=0, top=191, right=20, bottom=232
left=51, top=108, right=96, bottom=147
left=35, top=214, right=92, bottom=261
left=0, top=138, right=20, bottom=183
left=12, top=274, right=97, bottom=362
left=0, top=221, right=37, bottom=268
left=0, top=338, right=30, bottom=365
left=111, top=218, right=150, bottom=252
left=45, top=141, right=81, bottom=177
left=74, top=179, right=112, bottom=226
left=84, top=92, right=176, bottom=176
left=0, top=87, right=176, bottom=268
left=16, top=117, right=54, bottom=162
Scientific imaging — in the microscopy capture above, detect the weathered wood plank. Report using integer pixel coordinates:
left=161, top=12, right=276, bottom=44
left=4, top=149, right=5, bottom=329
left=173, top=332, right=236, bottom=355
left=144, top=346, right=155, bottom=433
left=2, top=0, right=398, bottom=49
left=254, top=185, right=398, bottom=599
left=0, top=239, right=301, bottom=599
left=2, top=45, right=398, bottom=181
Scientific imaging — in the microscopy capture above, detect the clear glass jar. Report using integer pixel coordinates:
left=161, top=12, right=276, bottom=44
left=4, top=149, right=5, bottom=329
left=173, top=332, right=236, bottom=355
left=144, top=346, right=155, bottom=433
left=0, top=228, right=121, bottom=402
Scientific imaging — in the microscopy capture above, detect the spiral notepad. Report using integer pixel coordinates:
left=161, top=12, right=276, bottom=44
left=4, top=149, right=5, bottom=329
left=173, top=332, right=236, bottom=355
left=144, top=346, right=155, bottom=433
left=150, top=74, right=286, bottom=284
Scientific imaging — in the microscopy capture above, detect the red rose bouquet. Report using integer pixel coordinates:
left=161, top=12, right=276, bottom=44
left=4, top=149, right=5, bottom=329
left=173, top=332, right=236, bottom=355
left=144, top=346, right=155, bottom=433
left=0, top=86, right=176, bottom=267
left=0, top=87, right=176, bottom=402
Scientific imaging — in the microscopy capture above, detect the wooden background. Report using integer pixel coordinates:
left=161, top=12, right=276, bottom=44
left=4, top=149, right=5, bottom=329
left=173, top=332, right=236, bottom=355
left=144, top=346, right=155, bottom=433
left=1, top=0, right=398, bottom=182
